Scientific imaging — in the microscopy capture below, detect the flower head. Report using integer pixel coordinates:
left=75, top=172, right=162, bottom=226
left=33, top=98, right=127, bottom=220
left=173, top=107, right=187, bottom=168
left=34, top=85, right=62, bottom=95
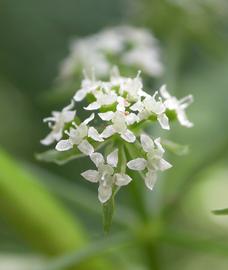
left=40, top=69, right=193, bottom=207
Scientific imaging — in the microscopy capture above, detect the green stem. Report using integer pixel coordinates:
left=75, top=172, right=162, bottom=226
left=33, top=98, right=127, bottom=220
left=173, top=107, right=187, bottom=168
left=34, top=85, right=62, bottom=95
left=125, top=143, right=149, bottom=221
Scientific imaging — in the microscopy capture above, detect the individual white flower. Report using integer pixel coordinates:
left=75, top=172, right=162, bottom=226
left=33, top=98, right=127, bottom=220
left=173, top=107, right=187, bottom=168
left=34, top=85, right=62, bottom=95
left=110, top=70, right=147, bottom=103
left=74, top=76, right=101, bottom=102
left=41, top=102, right=76, bottom=146
left=99, top=110, right=138, bottom=143
left=81, top=149, right=132, bottom=203
left=55, top=113, right=103, bottom=155
left=127, top=134, right=172, bottom=190
left=84, top=90, right=118, bottom=110
left=160, top=85, right=193, bottom=128
left=130, top=92, right=170, bottom=130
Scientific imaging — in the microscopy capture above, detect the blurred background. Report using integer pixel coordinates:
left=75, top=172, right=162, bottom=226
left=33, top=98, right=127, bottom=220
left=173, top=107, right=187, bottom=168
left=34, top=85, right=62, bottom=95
left=0, top=0, right=228, bottom=269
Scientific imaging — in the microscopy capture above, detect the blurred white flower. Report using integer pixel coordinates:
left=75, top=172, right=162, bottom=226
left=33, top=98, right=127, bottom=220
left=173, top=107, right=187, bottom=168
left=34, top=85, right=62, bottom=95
left=55, top=113, right=103, bottom=155
left=81, top=149, right=132, bottom=203
left=41, top=102, right=76, bottom=145
left=160, top=85, right=193, bottom=127
left=127, top=134, right=172, bottom=190
left=59, top=26, right=163, bottom=80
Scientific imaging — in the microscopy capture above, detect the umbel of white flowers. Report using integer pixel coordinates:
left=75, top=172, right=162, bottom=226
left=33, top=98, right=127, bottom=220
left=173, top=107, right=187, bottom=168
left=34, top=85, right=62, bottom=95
left=59, top=25, right=163, bottom=80
left=41, top=69, right=193, bottom=203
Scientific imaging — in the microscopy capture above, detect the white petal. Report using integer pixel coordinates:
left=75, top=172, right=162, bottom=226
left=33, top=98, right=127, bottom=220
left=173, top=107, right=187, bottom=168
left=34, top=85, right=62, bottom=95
left=43, top=116, right=55, bottom=123
left=127, top=158, right=147, bottom=171
left=83, top=113, right=95, bottom=125
left=84, top=102, right=100, bottom=111
left=81, top=170, right=99, bottom=183
left=88, top=127, right=104, bottom=142
left=101, top=125, right=116, bottom=138
left=74, top=89, right=87, bottom=102
left=140, top=134, right=154, bottom=153
left=154, top=137, right=165, bottom=154
left=177, top=110, right=193, bottom=128
left=115, top=173, right=132, bottom=186
left=157, top=114, right=170, bottom=130
left=179, top=95, right=193, bottom=109
left=77, top=139, right=94, bottom=155
left=107, top=149, right=118, bottom=167
left=40, top=133, right=55, bottom=145
left=63, top=100, right=74, bottom=111
left=98, top=111, right=114, bottom=121
left=90, top=152, right=104, bottom=167
left=121, top=129, right=136, bottom=143
left=62, top=110, right=76, bottom=122
left=101, top=92, right=117, bottom=105
left=145, top=170, right=157, bottom=190
left=98, top=183, right=112, bottom=203
left=158, top=158, right=172, bottom=171
left=55, top=140, right=72, bottom=151
left=125, top=113, right=138, bottom=125
left=130, top=101, right=143, bottom=112
left=53, top=130, right=63, bottom=142
left=116, top=96, right=129, bottom=112
left=159, top=84, right=171, bottom=99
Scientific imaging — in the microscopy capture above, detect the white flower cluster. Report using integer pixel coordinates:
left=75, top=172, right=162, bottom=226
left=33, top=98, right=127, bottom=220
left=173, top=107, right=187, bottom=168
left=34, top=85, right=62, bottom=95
left=59, top=26, right=163, bottom=80
left=41, top=70, right=193, bottom=203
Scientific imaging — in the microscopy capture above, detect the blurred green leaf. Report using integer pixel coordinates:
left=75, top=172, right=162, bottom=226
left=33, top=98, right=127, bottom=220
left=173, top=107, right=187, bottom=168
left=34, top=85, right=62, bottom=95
left=40, top=233, right=131, bottom=270
left=36, top=140, right=109, bottom=165
left=0, top=146, right=112, bottom=270
left=212, top=208, right=228, bottom=215
left=36, top=148, right=85, bottom=165
left=162, top=229, right=228, bottom=256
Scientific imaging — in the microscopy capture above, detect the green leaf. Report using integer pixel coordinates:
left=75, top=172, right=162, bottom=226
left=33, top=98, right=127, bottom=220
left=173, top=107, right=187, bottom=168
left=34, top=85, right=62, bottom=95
left=212, top=208, right=228, bottom=215
left=40, top=233, right=131, bottom=270
left=36, top=140, right=109, bottom=165
left=0, top=146, right=85, bottom=255
left=161, top=139, right=189, bottom=156
left=36, top=148, right=84, bottom=165
left=162, top=229, right=228, bottom=256
left=102, top=196, right=115, bottom=233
